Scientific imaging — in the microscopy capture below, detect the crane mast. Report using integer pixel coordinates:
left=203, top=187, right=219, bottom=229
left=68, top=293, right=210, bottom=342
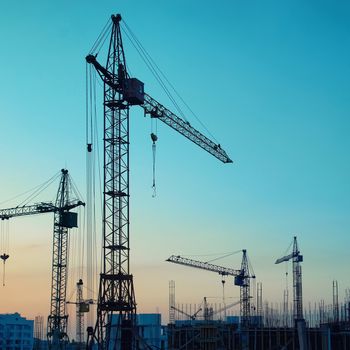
left=293, top=237, right=303, bottom=320
left=239, top=250, right=251, bottom=327
left=86, top=14, right=231, bottom=349
left=87, top=14, right=136, bottom=350
left=47, top=169, right=84, bottom=349
left=76, top=279, right=84, bottom=345
left=66, top=279, right=92, bottom=348
left=66, top=279, right=86, bottom=348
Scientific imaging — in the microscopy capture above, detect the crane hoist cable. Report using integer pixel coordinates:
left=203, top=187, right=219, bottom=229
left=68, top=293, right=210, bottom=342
left=85, top=53, right=103, bottom=327
left=68, top=205, right=85, bottom=297
left=0, top=220, right=10, bottom=286
left=150, top=117, right=158, bottom=197
left=121, top=20, right=229, bottom=195
left=247, top=253, right=256, bottom=278
left=86, top=63, right=96, bottom=153
left=1, top=253, right=9, bottom=287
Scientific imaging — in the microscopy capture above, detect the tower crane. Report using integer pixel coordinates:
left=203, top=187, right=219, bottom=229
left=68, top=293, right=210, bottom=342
left=66, top=279, right=94, bottom=348
left=275, top=236, right=303, bottom=321
left=0, top=169, right=84, bottom=349
left=85, top=14, right=231, bottom=350
left=166, top=250, right=255, bottom=326
left=275, top=236, right=308, bottom=350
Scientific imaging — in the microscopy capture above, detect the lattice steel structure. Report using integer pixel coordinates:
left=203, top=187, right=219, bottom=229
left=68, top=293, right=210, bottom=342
left=239, top=250, right=251, bottom=327
left=87, top=14, right=136, bottom=350
left=76, top=279, right=84, bottom=344
left=86, top=14, right=231, bottom=350
left=0, top=203, right=57, bottom=220
left=47, top=169, right=84, bottom=349
left=169, top=281, right=176, bottom=324
left=275, top=236, right=304, bottom=321
left=167, top=252, right=255, bottom=327
left=293, top=239, right=303, bottom=321
left=0, top=169, right=83, bottom=349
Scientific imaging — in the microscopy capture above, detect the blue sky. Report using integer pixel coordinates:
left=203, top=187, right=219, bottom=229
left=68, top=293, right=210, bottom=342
left=0, top=0, right=349, bottom=334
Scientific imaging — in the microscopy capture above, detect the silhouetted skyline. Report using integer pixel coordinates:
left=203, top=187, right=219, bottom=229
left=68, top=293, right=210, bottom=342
left=0, top=0, right=349, bottom=340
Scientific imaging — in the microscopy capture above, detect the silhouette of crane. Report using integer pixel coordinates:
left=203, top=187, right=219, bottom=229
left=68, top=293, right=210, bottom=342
left=66, top=279, right=95, bottom=348
left=166, top=250, right=255, bottom=326
left=0, top=169, right=84, bottom=349
left=275, top=236, right=308, bottom=350
left=85, top=13, right=231, bottom=349
left=275, top=236, right=303, bottom=321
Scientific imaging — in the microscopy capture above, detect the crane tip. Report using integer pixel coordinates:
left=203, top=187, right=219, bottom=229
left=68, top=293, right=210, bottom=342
left=112, top=14, right=122, bottom=23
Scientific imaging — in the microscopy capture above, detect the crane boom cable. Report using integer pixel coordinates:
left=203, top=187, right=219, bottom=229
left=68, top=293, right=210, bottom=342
left=284, top=239, right=294, bottom=257
left=182, top=250, right=241, bottom=258
left=18, top=172, right=61, bottom=207
left=247, top=253, right=256, bottom=278
left=1, top=171, right=60, bottom=207
left=69, top=175, right=85, bottom=203
left=205, top=250, right=242, bottom=264
left=122, top=21, right=220, bottom=144
left=89, top=19, right=112, bottom=55
left=121, top=23, right=188, bottom=122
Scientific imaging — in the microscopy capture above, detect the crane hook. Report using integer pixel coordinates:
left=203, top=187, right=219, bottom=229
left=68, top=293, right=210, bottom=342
left=1, top=253, right=9, bottom=286
left=151, top=133, right=158, bottom=197
left=151, top=133, right=158, bottom=143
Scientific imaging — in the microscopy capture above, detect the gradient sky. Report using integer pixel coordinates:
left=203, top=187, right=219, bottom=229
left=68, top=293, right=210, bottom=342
left=0, top=0, right=349, bottom=337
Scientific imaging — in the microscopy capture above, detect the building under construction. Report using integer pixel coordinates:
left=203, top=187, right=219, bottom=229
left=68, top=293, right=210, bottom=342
left=166, top=239, right=350, bottom=350
left=1, top=10, right=347, bottom=350
left=167, top=298, right=350, bottom=350
left=167, top=320, right=350, bottom=350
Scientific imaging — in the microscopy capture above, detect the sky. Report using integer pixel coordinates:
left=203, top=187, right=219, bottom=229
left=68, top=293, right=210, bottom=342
left=0, top=0, right=349, bottom=338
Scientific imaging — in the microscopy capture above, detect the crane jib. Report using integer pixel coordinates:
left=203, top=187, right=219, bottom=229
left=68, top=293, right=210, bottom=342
left=143, top=93, right=232, bottom=164
left=86, top=55, right=232, bottom=164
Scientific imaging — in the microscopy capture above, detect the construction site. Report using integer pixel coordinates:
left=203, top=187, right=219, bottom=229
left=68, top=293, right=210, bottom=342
left=0, top=4, right=349, bottom=350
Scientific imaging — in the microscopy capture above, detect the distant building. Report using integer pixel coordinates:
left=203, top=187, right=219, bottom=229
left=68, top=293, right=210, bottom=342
left=138, top=314, right=162, bottom=349
left=0, top=313, right=34, bottom=350
left=106, top=313, right=164, bottom=349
